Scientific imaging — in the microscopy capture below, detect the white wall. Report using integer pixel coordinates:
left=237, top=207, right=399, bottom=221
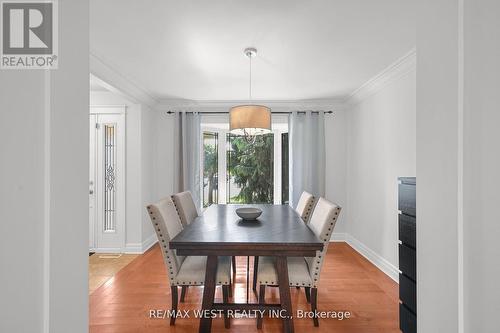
left=416, top=1, right=460, bottom=331
left=345, top=66, right=416, bottom=273
left=325, top=110, right=348, bottom=234
left=155, top=112, right=175, bottom=199
left=463, top=1, right=500, bottom=330
left=140, top=105, right=157, bottom=247
left=0, top=1, right=89, bottom=332
left=0, top=72, right=46, bottom=333
left=417, top=0, right=500, bottom=331
left=125, top=103, right=143, bottom=248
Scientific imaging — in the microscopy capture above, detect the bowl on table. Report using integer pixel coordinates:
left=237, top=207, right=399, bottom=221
left=235, top=207, right=262, bottom=221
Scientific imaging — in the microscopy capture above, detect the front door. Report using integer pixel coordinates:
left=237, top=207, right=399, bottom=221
left=89, top=112, right=125, bottom=252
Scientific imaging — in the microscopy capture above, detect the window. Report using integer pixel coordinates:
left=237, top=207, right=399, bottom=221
left=227, top=133, right=274, bottom=204
left=202, top=132, right=218, bottom=207
left=201, top=116, right=288, bottom=206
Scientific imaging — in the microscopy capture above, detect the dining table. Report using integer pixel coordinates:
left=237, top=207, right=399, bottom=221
left=169, top=204, right=324, bottom=333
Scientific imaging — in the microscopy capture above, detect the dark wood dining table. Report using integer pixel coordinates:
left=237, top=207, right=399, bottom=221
left=169, top=204, right=324, bottom=333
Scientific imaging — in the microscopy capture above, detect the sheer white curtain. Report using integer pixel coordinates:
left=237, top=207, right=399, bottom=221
left=289, top=111, right=326, bottom=208
left=173, top=111, right=201, bottom=212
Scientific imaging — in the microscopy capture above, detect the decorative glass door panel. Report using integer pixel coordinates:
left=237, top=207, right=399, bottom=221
left=104, top=125, right=117, bottom=232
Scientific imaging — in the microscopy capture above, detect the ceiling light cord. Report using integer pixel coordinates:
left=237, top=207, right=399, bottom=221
left=249, top=53, right=252, bottom=101
left=244, top=52, right=254, bottom=143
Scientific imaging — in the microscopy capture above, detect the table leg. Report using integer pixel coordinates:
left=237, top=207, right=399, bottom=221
left=276, top=256, right=294, bottom=333
left=253, top=256, right=259, bottom=291
left=246, top=256, right=250, bottom=303
left=199, top=255, right=218, bottom=333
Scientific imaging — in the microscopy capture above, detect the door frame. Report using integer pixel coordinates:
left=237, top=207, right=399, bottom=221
left=89, top=106, right=127, bottom=253
left=89, top=114, right=97, bottom=249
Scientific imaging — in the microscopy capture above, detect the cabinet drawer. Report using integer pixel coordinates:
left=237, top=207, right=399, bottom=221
left=399, top=244, right=416, bottom=281
left=398, top=182, right=416, bottom=217
left=400, top=303, right=417, bottom=333
left=399, top=214, right=416, bottom=248
left=400, top=273, right=416, bottom=314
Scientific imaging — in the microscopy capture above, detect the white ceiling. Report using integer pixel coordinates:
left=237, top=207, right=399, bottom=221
left=90, top=0, right=415, bottom=101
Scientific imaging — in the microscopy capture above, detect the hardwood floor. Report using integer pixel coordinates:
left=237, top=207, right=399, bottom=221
left=88, top=253, right=139, bottom=294
left=89, top=242, right=399, bottom=333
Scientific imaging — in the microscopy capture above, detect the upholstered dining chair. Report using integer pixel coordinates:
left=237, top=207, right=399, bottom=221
left=171, top=191, right=199, bottom=226
left=295, top=191, right=316, bottom=223
left=255, top=197, right=342, bottom=327
left=171, top=191, right=238, bottom=277
left=147, top=197, right=232, bottom=327
left=252, top=191, right=316, bottom=292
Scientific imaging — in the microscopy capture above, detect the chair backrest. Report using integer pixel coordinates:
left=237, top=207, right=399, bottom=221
left=306, top=197, right=342, bottom=287
left=146, top=197, right=185, bottom=285
left=295, top=191, right=316, bottom=223
left=171, top=191, right=199, bottom=226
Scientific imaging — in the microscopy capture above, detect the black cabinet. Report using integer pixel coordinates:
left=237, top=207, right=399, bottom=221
left=399, top=214, right=416, bottom=248
left=398, top=177, right=416, bottom=332
left=399, top=273, right=417, bottom=313
left=400, top=303, right=417, bottom=333
left=399, top=244, right=416, bottom=281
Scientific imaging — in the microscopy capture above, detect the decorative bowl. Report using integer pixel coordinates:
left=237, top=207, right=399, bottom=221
left=236, top=207, right=262, bottom=221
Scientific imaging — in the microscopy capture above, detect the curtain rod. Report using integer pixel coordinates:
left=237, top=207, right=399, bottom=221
left=165, top=110, right=333, bottom=115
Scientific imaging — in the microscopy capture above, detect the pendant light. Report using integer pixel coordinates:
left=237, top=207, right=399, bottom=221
left=229, top=48, right=271, bottom=143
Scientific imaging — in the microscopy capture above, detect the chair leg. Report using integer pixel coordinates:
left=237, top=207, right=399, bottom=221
left=257, top=284, right=266, bottom=329
left=170, top=286, right=178, bottom=326
left=222, top=285, right=230, bottom=328
left=252, top=256, right=259, bottom=291
left=228, top=279, right=233, bottom=298
left=311, top=287, right=319, bottom=327
left=232, top=256, right=237, bottom=276
left=304, top=287, right=311, bottom=303
left=180, top=286, right=187, bottom=303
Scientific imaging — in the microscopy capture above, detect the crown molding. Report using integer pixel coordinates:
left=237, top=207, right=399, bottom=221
left=88, top=54, right=347, bottom=111
left=89, top=48, right=416, bottom=112
left=155, top=98, right=348, bottom=112
left=90, top=51, right=158, bottom=108
left=346, top=48, right=416, bottom=105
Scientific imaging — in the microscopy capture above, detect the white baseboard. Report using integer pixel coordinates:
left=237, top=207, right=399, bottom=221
left=123, top=243, right=142, bottom=254
left=345, top=234, right=399, bottom=283
left=91, top=247, right=124, bottom=254
left=124, top=233, right=158, bottom=254
left=330, top=232, right=347, bottom=242
left=141, top=233, right=158, bottom=253
left=330, top=233, right=399, bottom=283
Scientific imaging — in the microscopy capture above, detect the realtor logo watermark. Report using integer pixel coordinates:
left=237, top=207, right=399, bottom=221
left=1, top=0, right=58, bottom=69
